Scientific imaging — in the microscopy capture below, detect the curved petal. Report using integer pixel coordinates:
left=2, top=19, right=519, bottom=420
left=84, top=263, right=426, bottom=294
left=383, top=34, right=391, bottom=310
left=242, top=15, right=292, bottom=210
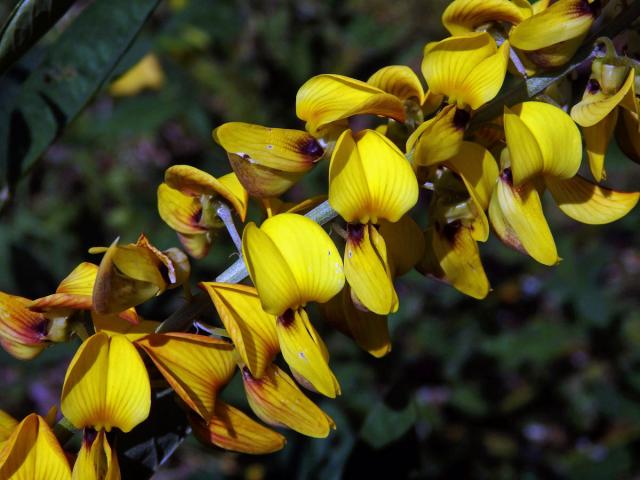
left=583, top=109, right=618, bottom=182
left=509, top=0, right=596, bottom=51
left=367, top=65, right=425, bottom=103
left=213, top=122, right=323, bottom=172
left=0, top=414, right=71, bottom=480
left=190, top=402, right=286, bottom=454
left=505, top=102, right=582, bottom=184
left=442, top=0, right=532, bottom=35
left=157, top=183, right=206, bottom=235
left=57, top=263, right=98, bottom=296
left=546, top=175, right=639, bottom=224
left=276, top=308, right=340, bottom=398
left=242, top=363, right=336, bottom=438
left=408, top=105, right=466, bottom=167
left=571, top=69, right=635, bottom=127
left=421, top=223, right=490, bottom=299
left=0, top=293, right=48, bottom=359
left=92, top=312, right=159, bottom=341
left=135, top=333, right=236, bottom=420
left=489, top=171, right=559, bottom=265
left=422, top=32, right=507, bottom=109
left=342, top=287, right=391, bottom=358
left=177, top=232, right=212, bottom=260
left=200, top=282, right=279, bottom=379
left=61, top=332, right=151, bottom=432
left=71, top=430, right=119, bottom=480
left=446, top=141, right=499, bottom=209
left=329, top=129, right=418, bottom=223
left=616, top=107, right=640, bottom=163
left=296, top=74, right=405, bottom=135
left=344, top=224, right=398, bottom=315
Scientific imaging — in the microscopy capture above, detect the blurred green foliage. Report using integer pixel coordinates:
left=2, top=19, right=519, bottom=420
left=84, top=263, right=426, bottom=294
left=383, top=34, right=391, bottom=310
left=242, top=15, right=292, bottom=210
left=1, top=0, right=640, bottom=479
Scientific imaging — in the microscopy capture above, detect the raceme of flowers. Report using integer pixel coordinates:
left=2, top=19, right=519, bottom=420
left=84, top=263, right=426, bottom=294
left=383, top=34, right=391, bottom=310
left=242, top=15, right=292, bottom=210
left=2, top=0, right=640, bottom=477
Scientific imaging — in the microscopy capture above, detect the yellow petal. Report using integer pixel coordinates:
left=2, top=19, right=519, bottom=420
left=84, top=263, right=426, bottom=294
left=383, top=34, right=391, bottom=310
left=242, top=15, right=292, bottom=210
left=164, top=165, right=247, bottom=219
left=546, top=175, right=639, bottom=224
left=157, top=183, right=206, bottom=235
left=0, top=292, right=48, bottom=360
left=583, top=109, right=618, bottom=182
left=489, top=170, right=559, bottom=265
left=72, top=430, right=119, bottom=480
left=344, top=224, right=398, bottom=315
left=296, top=74, right=405, bottom=135
left=0, top=414, right=71, bottom=480
left=367, top=65, right=425, bottom=104
left=421, top=223, right=489, bottom=299
left=227, top=152, right=305, bottom=198
left=422, top=32, right=509, bottom=109
left=505, top=102, right=582, bottom=185
left=442, top=0, right=532, bottom=35
left=200, top=282, right=279, bottom=379
left=136, top=333, right=236, bottom=420
left=408, top=104, right=466, bottom=167
left=445, top=141, right=499, bottom=210
left=92, top=239, right=161, bottom=315
left=378, top=215, right=425, bottom=277
left=260, top=195, right=327, bottom=218
left=213, top=122, right=323, bottom=172
left=329, top=129, right=418, bottom=224
left=276, top=308, right=340, bottom=398
left=342, top=286, right=391, bottom=358
left=520, top=33, right=586, bottom=70
left=57, top=263, right=98, bottom=296
left=509, top=0, right=596, bottom=51
left=109, top=54, right=164, bottom=97
left=61, top=332, right=151, bottom=432
left=242, top=214, right=345, bottom=316
left=190, top=402, right=286, bottom=454
left=242, top=363, right=336, bottom=438
left=218, top=173, right=249, bottom=221
left=571, top=69, right=635, bottom=127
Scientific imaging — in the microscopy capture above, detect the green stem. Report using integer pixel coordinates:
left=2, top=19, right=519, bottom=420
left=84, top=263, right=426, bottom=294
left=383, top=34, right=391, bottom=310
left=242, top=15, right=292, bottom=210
left=53, top=417, right=76, bottom=446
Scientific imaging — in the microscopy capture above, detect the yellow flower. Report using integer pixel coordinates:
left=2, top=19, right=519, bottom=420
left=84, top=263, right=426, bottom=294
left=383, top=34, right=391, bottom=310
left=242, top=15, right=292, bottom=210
left=90, top=234, right=190, bottom=314
left=109, top=53, right=165, bottom=97
left=0, top=414, right=71, bottom=480
left=158, top=166, right=248, bottom=258
left=296, top=74, right=405, bottom=136
left=329, top=129, right=418, bottom=314
left=242, top=213, right=343, bottom=397
left=71, top=430, right=119, bottom=480
left=0, top=292, right=50, bottom=360
left=442, top=0, right=532, bottom=35
left=213, top=122, right=325, bottom=197
left=490, top=105, right=640, bottom=265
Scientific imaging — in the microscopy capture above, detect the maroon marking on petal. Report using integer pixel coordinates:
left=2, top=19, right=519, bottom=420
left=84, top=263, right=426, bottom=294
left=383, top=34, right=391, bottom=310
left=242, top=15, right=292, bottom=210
left=500, top=167, right=514, bottom=185
left=298, top=137, right=324, bottom=160
left=573, top=0, right=600, bottom=17
left=277, top=308, right=295, bottom=328
left=191, top=208, right=203, bottom=225
left=441, top=220, right=463, bottom=244
left=453, top=108, right=470, bottom=130
left=83, top=428, right=98, bottom=448
left=347, top=223, right=366, bottom=246
left=587, top=78, right=601, bottom=94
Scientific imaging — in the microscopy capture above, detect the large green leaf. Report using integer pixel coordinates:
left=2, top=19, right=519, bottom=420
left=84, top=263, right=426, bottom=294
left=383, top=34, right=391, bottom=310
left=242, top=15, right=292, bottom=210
left=0, top=0, right=76, bottom=74
left=0, top=0, right=160, bottom=201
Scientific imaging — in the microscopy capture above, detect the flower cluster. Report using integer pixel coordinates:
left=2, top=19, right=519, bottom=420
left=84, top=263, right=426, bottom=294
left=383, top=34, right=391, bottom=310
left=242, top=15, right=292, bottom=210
left=1, top=0, right=640, bottom=477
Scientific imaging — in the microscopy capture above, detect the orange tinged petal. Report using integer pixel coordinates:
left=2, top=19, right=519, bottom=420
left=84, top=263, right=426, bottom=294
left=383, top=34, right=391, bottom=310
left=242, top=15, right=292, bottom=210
left=242, top=363, right=335, bottom=438
left=136, top=333, right=235, bottom=420
left=199, top=282, right=279, bottom=379
left=191, top=401, right=286, bottom=454
left=0, top=292, right=48, bottom=360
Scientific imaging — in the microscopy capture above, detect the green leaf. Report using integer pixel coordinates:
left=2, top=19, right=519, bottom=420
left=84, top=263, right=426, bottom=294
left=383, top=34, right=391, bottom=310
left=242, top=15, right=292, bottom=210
left=0, top=0, right=76, bottom=74
left=359, top=398, right=417, bottom=449
left=0, top=0, right=160, bottom=198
